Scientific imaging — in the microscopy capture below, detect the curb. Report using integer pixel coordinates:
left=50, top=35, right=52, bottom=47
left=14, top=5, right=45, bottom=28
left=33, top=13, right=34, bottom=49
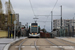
left=3, top=37, right=27, bottom=50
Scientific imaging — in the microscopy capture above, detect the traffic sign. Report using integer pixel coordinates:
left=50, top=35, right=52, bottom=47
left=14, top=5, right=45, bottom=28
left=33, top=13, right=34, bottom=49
left=14, top=21, right=16, bottom=24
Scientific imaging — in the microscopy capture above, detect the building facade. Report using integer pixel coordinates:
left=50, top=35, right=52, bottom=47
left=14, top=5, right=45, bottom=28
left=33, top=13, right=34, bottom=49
left=53, top=19, right=75, bottom=29
left=0, top=0, right=17, bottom=31
left=53, top=19, right=75, bottom=37
left=0, top=14, right=16, bottom=30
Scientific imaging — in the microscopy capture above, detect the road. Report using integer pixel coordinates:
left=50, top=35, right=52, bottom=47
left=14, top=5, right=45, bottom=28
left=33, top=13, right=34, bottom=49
left=9, top=38, right=75, bottom=50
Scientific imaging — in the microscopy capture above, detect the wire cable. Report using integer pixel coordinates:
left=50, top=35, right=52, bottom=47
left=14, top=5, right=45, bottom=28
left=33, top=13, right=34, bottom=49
left=52, top=0, right=58, bottom=11
left=29, top=0, right=35, bottom=16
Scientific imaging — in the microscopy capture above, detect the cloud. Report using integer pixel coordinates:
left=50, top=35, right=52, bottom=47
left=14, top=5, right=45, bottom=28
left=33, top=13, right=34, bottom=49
left=1, top=0, right=75, bottom=32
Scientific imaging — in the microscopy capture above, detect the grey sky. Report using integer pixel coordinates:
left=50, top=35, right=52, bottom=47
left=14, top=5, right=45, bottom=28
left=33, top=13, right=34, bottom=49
left=1, top=0, right=75, bottom=32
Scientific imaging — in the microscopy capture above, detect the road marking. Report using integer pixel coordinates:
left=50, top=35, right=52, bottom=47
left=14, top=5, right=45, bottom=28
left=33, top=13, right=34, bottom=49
left=50, top=46, right=75, bottom=49
left=15, top=46, right=19, bottom=48
left=37, top=46, right=40, bottom=48
left=21, top=46, right=25, bottom=48
left=45, top=46, right=50, bottom=48
left=62, top=46, right=74, bottom=49
left=31, top=46, right=35, bottom=48
left=50, top=46, right=58, bottom=48
left=15, top=46, right=25, bottom=48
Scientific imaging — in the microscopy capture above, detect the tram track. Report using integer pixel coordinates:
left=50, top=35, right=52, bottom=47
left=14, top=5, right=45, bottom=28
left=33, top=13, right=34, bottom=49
left=19, top=38, right=28, bottom=50
left=46, top=38, right=64, bottom=50
left=55, top=39, right=75, bottom=46
left=54, top=39, right=71, bottom=46
left=9, top=38, right=75, bottom=50
left=19, top=38, right=38, bottom=50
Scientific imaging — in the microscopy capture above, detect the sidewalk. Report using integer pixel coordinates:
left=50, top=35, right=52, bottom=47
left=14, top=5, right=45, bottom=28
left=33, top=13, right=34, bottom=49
left=61, top=37, right=75, bottom=43
left=0, top=37, right=27, bottom=50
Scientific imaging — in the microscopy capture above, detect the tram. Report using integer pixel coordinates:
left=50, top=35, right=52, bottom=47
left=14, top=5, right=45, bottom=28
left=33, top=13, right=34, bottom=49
left=28, top=23, right=40, bottom=37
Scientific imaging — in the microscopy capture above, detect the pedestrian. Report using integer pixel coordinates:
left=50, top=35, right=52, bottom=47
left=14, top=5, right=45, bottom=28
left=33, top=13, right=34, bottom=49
left=8, top=26, right=9, bottom=38
left=12, top=28, right=14, bottom=38
left=10, top=29, right=12, bottom=38
left=17, top=27, right=21, bottom=38
left=24, top=27, right=26, bottom=36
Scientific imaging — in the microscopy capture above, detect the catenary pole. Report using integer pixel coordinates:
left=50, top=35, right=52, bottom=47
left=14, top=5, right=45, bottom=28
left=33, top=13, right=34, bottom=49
left=51, top=11, right=53, bottom=32
left=60, top=5, right=62, bottom=37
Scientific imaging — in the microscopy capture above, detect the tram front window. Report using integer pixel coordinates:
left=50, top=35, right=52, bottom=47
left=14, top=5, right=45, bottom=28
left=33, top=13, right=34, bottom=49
left=31, top=27, right=37, bottom=33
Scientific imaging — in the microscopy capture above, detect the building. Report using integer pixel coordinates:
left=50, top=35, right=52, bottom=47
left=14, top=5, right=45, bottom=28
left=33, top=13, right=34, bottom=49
left=53, top=19, right=75, bottom=29
left=0, top=14, right=16, bottom=30
left=0, top=0, right=19, bottom=38
left=53, top=19, right=75, bottom=37
left=15, top=14, right=19, bottom=25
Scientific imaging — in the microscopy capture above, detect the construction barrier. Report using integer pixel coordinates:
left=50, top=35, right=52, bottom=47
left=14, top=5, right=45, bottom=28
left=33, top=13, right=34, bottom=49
left=0, top=30, right=8, bottom=38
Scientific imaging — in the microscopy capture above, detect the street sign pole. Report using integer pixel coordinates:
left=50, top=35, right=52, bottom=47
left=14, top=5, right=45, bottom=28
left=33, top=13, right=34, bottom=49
left=14, top=21, right=16, bottom=40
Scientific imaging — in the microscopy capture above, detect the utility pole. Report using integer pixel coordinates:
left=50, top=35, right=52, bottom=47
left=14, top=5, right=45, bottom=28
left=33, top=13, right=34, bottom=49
left=44, top=25, right=45, bottom=29
left=73, top=17, right=74, bottom=27
left=73, top=17, right=74, bottom=37
left=44, top=25, right=45, bottom=33
left=14, top=20, right=16, bottom=40
left=60, top=5, right=62, bottom=37
left=73, top=14, right=75, bottom=37
left=51, top=11, right=53, bottom=32
left=27, top=23, right=28, bottom=29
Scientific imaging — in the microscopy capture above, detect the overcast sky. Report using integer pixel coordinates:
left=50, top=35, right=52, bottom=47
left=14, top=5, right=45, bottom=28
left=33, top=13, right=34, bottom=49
left=1, top=0, right=75, bottom=32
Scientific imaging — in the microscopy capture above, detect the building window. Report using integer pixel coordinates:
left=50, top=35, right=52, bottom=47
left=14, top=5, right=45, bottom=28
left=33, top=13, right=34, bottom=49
left=5, top=23, right=7, bottom=26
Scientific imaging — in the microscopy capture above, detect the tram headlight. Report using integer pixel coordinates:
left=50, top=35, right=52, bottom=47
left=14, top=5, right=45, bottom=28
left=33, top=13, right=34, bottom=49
left=35, top=33, right=37, bottom=35
left=32, top=33, right=33, bottom=35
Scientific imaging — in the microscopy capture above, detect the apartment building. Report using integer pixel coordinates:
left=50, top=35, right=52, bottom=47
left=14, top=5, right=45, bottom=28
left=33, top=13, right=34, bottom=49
left=53, top=19, right=75, bottom=29
left=0, top=14, right=17, bottom=30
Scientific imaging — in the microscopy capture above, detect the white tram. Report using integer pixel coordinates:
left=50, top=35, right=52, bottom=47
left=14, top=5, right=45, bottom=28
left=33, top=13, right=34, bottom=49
left=28, top=23, right=40, bottom=37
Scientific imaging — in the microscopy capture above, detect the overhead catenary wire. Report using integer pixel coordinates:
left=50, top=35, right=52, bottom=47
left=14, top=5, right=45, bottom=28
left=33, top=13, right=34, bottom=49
left=44, top=16, right=49, bottom=29
left=29, top=0, right=35, bottom=17
left=52, top=0, right=58, bottom=11
left=29, top=0, right=58, bottom=16
left=50, top=0, right=58, bottom=32
left=29, top=0, right=58, bottom=31
left=29, top=0, right=38, bottom=23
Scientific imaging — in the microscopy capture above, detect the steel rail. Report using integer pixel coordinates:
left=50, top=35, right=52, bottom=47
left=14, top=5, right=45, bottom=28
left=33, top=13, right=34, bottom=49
left=34, top=40, right=39, bottom=50
left=45, top=38, right=64, bottom=50
left=19, top=38, right=28, bottom=50
left=46, top=39, right=56, bottom=46
left=55, top=39, right=71, bottom=46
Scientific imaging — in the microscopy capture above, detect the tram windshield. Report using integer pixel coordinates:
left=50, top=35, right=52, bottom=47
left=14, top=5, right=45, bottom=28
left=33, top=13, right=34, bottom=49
left=31, top=27, right=37, bottom=33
